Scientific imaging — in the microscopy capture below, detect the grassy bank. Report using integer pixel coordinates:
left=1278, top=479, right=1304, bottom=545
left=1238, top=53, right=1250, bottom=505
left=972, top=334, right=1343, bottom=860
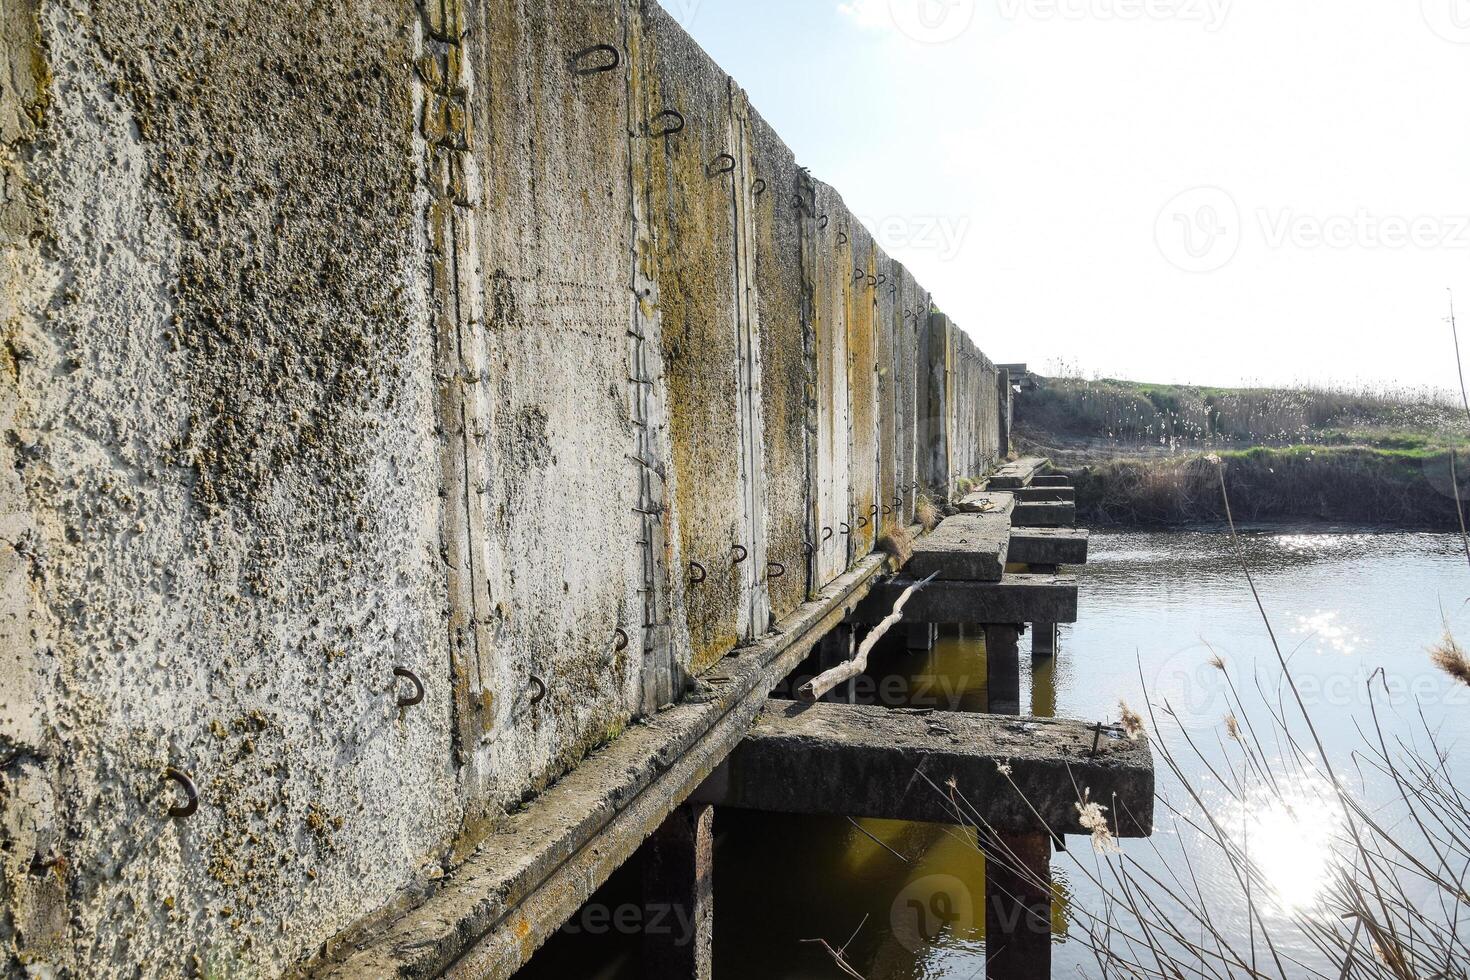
left=1071, top=446, right=1470, bottom=527
left=1016, top=375, right=1461, bottom=450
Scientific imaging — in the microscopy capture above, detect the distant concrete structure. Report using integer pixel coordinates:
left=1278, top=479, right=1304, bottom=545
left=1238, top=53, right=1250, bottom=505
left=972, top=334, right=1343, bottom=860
left=2, top=1, right=1014, bottom=976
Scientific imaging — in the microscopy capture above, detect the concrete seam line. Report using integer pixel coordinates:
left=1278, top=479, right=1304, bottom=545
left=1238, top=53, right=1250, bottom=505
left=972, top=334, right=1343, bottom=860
left=313, top=554, right=888, bottom=979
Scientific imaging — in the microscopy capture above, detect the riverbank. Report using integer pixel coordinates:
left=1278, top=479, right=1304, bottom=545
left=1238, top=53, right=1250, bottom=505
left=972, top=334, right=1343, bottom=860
left=1013, top=375, right=1470, bottom=528
left=1060, top=446, right=1469, bottom=528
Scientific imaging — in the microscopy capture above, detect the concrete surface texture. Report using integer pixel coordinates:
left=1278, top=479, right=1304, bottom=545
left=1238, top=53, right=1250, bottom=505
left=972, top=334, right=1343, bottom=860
left=1, top=0, right=1009, bottom=974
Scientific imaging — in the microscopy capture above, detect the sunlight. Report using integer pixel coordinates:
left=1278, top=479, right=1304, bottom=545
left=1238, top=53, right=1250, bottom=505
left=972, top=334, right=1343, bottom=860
left=1231, top=781, right=1342, bottom=914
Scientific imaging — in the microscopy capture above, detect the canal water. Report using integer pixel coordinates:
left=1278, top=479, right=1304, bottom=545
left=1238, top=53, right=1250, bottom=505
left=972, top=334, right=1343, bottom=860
left=520, top=527, right=1470, bottom=978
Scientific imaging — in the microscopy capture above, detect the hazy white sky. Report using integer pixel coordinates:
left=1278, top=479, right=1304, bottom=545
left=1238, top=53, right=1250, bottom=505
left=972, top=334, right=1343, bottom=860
left=670, top=0, right=1470, bottom=390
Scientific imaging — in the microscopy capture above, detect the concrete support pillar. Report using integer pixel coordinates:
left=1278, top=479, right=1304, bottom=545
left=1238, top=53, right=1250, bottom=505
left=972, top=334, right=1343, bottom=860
left=982, top=622, right=1051, bottom=977
left=983, top=625, right=1021, bottom=717
left=1031, top=622, right=1059, bottom=658
left=905, top=622, right=938, bottom=652
left=984, top=830, right=1053, bottom=980
left=642, top=803, right=714, bottom=980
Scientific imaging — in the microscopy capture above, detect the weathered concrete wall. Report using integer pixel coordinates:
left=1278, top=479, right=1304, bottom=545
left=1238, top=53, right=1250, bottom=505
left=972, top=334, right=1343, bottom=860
left=1, top=0, right=1009, bottom=974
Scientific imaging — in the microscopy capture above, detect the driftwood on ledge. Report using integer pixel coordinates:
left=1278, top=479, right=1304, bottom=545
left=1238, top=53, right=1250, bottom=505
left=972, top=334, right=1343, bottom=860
left=797, top=572, right=938, bottom=702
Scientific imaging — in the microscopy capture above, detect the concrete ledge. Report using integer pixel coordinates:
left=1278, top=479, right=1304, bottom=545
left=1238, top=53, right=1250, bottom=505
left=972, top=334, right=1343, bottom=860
left=1031, top=474, right=1071, bottom=488
left=1013, top=500, right=1076, bottom=528
left=909, top=513, right=1009, bottom=582
left=988, top=457, right=1048, bottom=489
left=1008, top=529, right=1089, bottom=566
left=694, top=701, right=1154, bottom=836
left=312, top=555, right=892, bottom=980
left=849, top=573, right=1078, bottom=625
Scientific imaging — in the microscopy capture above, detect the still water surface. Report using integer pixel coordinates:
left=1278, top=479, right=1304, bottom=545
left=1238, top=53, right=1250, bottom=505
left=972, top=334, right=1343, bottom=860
left=522, top=527, right=1470, bottom=978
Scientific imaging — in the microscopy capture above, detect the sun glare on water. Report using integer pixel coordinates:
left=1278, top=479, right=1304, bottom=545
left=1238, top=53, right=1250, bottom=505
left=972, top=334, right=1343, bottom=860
left=1230, top=780, right=1342, bottom=914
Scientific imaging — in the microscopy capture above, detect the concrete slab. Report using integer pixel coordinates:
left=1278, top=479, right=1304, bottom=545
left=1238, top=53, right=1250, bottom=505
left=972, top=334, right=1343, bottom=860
left=1031, top=474, right=1071, bottom=488
left=957, top=490, right=1015, bottom=516
left=1008, top=529, right=1089, bottom=566
left=1013, top=500, right=1076, bottom=528
left=1015, top=486, right=1075, bottom=503
left=909, top=514, right=1010, bottom=582
left=988, top=456, right=1048, bottom=489
left=849, top=574, right=1078, bottom=625
left=694, top=701, right=1154, bottom=836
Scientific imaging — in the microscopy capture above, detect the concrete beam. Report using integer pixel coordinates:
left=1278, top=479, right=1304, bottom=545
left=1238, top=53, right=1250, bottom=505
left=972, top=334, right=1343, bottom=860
left=909, top=513, right=1010, bottom=582
left=693, top=701, right=1154, bottom=836
left=1012, top=500, right=1075, bottom=528
left=1007, top=529, right=1089, bottom=567
left=313, top=555, right=892, bottom=980
left=988, top=457, right=1048, bottom=490
left=1031, top=474, right=1071, bottom=488
left=1015, top=486, right=1074, bottom=503
left=642, top=804, right=714, bottom=980
left=849, top=574, right=1078, bottom=625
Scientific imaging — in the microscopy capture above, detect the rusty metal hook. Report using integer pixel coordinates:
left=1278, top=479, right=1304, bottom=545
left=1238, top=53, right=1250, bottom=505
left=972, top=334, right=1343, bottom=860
left=646, top=109, right=684, bottom=138
left=752, top=178, right=767, bottom=196
left=867, top=275, right=877, bottom=287
left=767, top=562, right=786, bottom=579
left=732, top=544, right=748, bottom=565
left=877, top=273, right=887, bottom=286
left=822, top=526, right=834, bottom=542
left=854, top=268, right=865, bottom=281
left=818, top=214, right=829, bottom=230
left=613, top=628, right=629, bottom=652
left=706, top=154, right=736, bottom=178
left=164, top=767, right=198, bottom=819
left=857, top=516, right=868, bottom=528
left=570, top=44, right=621, bottom=75
left=840, top=523, right=851, bottom=535
left=871, top=505, right=880, bottom=517
left=689, top=561, right=707, bottom=584
left=837, top=231, right=848, bottom=246
left=529, top=675, right=547, bottom=706
left=393, top=666, right=425, bottom=708
left=883, top=505, right=893, bottom=515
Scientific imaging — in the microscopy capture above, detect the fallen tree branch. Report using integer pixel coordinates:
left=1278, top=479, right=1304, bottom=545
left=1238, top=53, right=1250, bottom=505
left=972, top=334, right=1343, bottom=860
left=797, top=571, right=939, bottom=702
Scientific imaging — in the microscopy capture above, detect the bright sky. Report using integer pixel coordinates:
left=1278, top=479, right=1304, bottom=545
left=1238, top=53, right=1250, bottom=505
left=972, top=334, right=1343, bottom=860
left=670, top=0, right=1470, bottom=391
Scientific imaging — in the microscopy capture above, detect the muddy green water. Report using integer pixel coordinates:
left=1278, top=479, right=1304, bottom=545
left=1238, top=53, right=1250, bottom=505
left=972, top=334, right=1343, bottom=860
left=518, top=527, right=1470, bottom=978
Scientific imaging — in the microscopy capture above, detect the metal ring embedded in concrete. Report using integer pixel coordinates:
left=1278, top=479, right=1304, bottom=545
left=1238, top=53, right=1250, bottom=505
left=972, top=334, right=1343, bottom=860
left=647, top=109, right=684, bottom=138
left=836, top=232, right=848, bottom=246
left=752, top=178, right=767, bottom=196
left=818, top=215, right=829, bottom=230
left=867, top=275, right=876, bottom=287
left=164, top=767, right=198, bottom=819
left=731, top=544, right=747, bottom=565
left=570, top=44, right=621, bottom=75
left=882, top=505, right=892, bottom=515
left=706, top=154, right=736, bottom=177
left=767, top=562, right=786, bottom=579
left=857, top=516, right=868, bottom=528
left=871, top=505, right=880, bottom=517
left=822, top=526, right=833, bottom=542
left=689, top=561, right=707, bottom=584
left=393, top=666, right=425, bottom=708
left=877, top=273, right=887, bottom=285
left=840, top=523, right=850, bottom=535
left=614, top=628, right=629, bottom=652
left=529, top=676, right=547, bottom=706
